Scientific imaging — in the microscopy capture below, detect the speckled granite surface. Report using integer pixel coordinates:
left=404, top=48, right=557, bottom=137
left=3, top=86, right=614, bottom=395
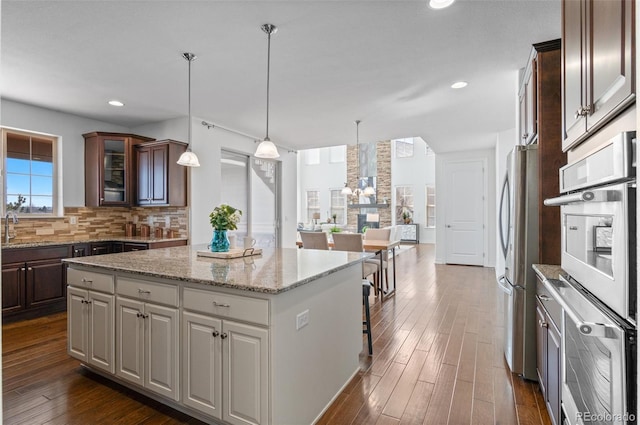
left=2, top=236, right=188, bottom=249
left=532, top=264, right=567, bottom=282
left=64, top=245, right=373, bottom=294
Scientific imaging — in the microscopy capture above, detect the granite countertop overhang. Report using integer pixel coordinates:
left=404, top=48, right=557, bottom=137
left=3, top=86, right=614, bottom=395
left=532, top=264, right=568, bottom=283
left=2, top=236, right=188, bottom=250
left=64, top=245, right=374, bottom=294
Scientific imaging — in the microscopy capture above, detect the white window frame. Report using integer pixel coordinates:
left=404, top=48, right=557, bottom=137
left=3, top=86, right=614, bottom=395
left=395, top=185, right=414, bottom=223
left=304, top=149, right=320, bottom=165
left=2, top=127, right=60, bottom=217
left=426, top=185, right=436, bottom=228
left=306, top=190, right=320, bottom=222
left=394, top=138, right=414, bottom=158
left=329, top=188, right=347, bottom=225
left=329, top=145, right=346, bottom=163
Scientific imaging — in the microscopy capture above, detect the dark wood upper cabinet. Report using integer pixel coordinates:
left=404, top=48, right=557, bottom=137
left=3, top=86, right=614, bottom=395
left=562, top=0, right=635, bottom=151
left=518, top=60, right=537, bottom=144
left=84, top=132, right=154, bottom=207
left=135, top=140, right=187, bottom=207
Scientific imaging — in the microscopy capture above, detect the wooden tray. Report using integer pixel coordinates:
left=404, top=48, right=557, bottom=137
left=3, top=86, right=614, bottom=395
left=197, top=248, right=262, bottom=259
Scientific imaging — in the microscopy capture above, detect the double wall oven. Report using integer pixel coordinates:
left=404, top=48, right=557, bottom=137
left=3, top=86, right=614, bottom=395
left=544, top=132, right=636, bottom=425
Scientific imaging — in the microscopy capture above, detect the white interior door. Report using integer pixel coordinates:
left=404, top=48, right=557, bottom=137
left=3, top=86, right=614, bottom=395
left=444, top=159, right=485, bottom=266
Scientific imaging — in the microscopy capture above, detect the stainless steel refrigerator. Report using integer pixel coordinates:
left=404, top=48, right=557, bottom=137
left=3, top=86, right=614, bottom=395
left=497, top=144, right=538, bottom=381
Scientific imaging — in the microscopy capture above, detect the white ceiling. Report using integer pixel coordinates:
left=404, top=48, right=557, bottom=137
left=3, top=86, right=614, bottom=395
left=1, top=0, right=560, bottom=153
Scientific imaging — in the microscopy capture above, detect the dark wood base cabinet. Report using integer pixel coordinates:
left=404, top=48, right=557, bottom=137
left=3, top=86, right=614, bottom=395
left=2, top=246, right=69, bottom=323
left=536, top=278, right=562, bottom=425
left=2, top=239, right=187, bottom=322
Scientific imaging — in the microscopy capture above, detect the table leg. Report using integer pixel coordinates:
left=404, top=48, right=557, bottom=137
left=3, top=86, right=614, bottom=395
left=378, top=249, right=385, bottom=302
left=381, top=247, right=397, bottom=301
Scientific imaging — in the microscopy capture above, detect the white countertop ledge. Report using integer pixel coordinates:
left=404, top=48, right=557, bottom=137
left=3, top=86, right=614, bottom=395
left=63, top=245, right=373, bottom=294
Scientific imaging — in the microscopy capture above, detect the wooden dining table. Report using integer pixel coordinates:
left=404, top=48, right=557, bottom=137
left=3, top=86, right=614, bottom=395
left=296, top=237, right=401, bottom=302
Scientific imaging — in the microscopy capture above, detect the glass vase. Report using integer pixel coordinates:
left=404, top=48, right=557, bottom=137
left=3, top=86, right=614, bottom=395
left=210, top=229, right=230, bottom=252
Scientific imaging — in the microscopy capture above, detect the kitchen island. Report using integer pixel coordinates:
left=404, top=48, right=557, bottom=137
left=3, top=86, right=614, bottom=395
left=64, top=245, right=371, bottom=425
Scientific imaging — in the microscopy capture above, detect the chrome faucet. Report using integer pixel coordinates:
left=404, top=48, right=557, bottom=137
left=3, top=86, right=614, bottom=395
left=5, top=211, right=18, bottom=244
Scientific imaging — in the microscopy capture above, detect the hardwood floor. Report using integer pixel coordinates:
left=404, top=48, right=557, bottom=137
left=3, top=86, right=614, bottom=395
left=2, top=244, right=552, bottom=425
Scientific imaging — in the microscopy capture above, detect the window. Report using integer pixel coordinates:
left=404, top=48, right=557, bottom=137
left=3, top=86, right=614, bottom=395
left=395, top=138, right=414, bottom=158
left=395, top=186, right=414, bottom=223
left=329, top=145, right=346, bottom=163
left=2, top=128, right=56, bottom=215
left=306, top=190, right=320, bottom=222
left=426, top=185, right=436, bottom=228
left=304, top=149, right=320, bottom=165
left=330, top=189, right=346, bottom=224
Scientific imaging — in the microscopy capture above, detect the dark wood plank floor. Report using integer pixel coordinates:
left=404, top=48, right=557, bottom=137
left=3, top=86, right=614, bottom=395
left=2, top=244, right=552, bottom=424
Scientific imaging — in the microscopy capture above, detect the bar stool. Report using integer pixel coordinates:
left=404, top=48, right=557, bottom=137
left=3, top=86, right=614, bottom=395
left=362, top=280, right=373, bottom=355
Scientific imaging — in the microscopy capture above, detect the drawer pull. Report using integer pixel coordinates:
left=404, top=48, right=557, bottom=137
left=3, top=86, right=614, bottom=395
left=21, top=267, right=26, bottom=271
left=539, top=294, right=551, bottom=301
left=138, top=289, right=151, bottom=294
left=213, top=301, right=231, bottom=308
left=136, top=312, right=148, bottom=319
left=220, top=333, right=228, bottom=339
left=538, top=319, right=548, bottom=329
left=212, top=330, right=220, bottom=337
left=81, top=278, right=93, bottom=283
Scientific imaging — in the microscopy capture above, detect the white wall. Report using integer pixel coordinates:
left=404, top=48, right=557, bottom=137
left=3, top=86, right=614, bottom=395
left=494, top=128, right=517, bottom=278
left=435, top=148, right=496, bottom=266
left=1, top=99, right=130, bottom=208
left=297, top=148, right=347, bottom=224
left=135, top=118, right=298, bottom=248
left=391, top=138, right=436, bottom=243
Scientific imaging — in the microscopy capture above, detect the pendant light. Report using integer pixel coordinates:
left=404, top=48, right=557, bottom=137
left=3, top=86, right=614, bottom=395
left=255, top=24, right=280, bottom=159
left=177, top=52, right=201, bottom=167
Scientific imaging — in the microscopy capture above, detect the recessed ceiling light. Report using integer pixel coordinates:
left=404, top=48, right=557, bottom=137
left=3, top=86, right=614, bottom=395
left=429, top=0, right=455, bottom=9
left=451, top=81, right=468, bottom=89
left=108, top=100, right=124, bottom=107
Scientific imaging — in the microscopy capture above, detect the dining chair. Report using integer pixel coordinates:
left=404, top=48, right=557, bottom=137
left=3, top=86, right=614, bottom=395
left=331, top=233, right=379, bottom=283
left=299, top=231, right=329, bottom=250
left=363, top=228, right=391, bottom=294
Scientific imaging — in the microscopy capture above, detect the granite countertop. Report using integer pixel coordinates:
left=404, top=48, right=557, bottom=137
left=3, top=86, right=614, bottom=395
left=532, top=264, right=568, bottom=283
left=2, top=236, right=189, bottom=250
left=64, top=245, right=373, bottom=294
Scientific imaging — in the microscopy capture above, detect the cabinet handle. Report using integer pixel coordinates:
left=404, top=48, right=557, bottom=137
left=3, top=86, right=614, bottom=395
left=538, top=319, right=548, bottom=329
left=74, top=249, right=79, bottom=254
left=220, top=333, right=228, bottom=339
left=81, top=278, right=93, bottom=283
left=539, top=294, right=551, bottom=301
left=27, top=267, right=32, bottom=271
left=92, top=248, right=97, bottom=252
left=212, top=331, right=220, bottom=337
left=21, top=267, right=26, bottom=271
left=574, top=105, right=591, bottom=119
left=521, top=133, right=528, bottom=140
left=136, top=312, right=148, bottom=318
left=138, top=289, right=151, bottom=294
left=212, top=301, right=231, bottom=308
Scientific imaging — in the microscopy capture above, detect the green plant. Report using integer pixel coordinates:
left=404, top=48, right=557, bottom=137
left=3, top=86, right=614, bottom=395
left=361, top=225, right=369, bottom=233
left=209, top=204, right=242, bottom=231
left=330, top=226, right=341, bottom=233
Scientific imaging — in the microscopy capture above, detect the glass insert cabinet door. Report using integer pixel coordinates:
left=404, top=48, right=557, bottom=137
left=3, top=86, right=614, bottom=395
left=102, top=138, right=127, bottom=204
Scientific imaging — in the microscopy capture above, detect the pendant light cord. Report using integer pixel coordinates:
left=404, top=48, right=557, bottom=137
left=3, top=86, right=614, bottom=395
left=265, top=29, right=272, bottom=141
left=183, top=52, right=196, bottom=150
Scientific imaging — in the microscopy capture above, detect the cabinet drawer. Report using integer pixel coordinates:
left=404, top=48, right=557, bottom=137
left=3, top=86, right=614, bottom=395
left=67, top=267, right=114, bottom=294
left=536, top=277, right=562, bottom=329
left=117, top=277, right=178, bottom=307
left=183, top=287, right=269, bottom=326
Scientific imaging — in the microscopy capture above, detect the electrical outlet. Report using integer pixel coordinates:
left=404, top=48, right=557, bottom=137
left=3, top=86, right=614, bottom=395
left=69, top=216, right=77, bottom=225
left=296, top=310, right=309, bottom=330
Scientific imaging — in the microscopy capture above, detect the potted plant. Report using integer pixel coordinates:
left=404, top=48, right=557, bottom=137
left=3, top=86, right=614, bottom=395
left=332, top=213, right=337, bottom=223
left=208, top=204, right=242, bottom=252
left=402, top=209, right=412, bottom=224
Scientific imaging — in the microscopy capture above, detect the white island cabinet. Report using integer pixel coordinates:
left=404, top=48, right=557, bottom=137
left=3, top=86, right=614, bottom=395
left=65, top=246, right=370, bottom=425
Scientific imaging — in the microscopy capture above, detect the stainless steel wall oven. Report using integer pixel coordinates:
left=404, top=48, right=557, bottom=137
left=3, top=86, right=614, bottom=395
left=545, top=132, right=636, bottom=323
left=545, top=132, right=637, bottom=425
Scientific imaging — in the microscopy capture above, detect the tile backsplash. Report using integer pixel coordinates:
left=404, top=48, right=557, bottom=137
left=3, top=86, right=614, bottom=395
left=2, top=206, right=189, bottom=244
